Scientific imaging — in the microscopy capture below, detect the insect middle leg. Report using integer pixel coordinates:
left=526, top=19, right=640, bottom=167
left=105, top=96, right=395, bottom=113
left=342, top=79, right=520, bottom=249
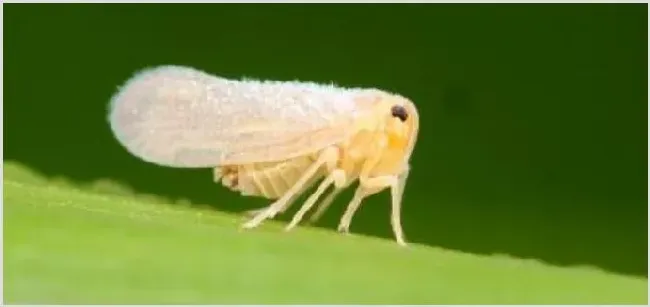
left=241, top=146, right=339, bottom=229
left=284, top=168, right=347, bottom=231
left=307, top=186, right=345, bottom=224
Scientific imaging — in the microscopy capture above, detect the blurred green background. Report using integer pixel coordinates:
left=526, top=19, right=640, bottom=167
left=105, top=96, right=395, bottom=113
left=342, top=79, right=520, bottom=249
left=5, top=3, right=647, bottom=278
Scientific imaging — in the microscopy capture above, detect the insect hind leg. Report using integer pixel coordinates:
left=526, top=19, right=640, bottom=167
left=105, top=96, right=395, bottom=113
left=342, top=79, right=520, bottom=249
left=242, top=172, right=321, bottom=219
left=241, top=146, right=339, bottom=229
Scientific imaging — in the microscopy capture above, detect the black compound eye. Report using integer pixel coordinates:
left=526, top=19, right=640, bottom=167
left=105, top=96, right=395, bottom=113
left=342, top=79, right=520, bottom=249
left=390, top=105, right=408, bottom=122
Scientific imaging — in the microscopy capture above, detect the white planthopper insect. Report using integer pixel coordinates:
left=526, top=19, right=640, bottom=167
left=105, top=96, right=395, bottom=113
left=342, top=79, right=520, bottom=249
left=108, top=65, right=420, bottom=246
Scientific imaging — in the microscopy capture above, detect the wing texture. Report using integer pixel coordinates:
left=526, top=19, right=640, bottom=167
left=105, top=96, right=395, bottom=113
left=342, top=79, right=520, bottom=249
left=108, top=65, right=365, bottom=167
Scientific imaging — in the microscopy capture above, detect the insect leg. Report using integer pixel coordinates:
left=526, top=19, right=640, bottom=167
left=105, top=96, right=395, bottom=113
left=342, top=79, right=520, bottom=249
left=336, top=186, right=367, bottom=234
left=335, top=141, right=387, bottom=234
left=390, top=164, right=411, bottom=247
left=337, top=174, right=408, bottom=246
left=243, top=173, right=321, bottom=219
left=307, top=186, right=344, bottom=224
left=275, top=171, right=323, bottom=215
left=284, top=169, right=347, bottom=231
left=241, top=146, right=339, bottom=229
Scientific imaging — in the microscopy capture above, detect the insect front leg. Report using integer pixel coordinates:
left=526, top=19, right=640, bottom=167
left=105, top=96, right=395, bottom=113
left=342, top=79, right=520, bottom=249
left=337, top=175, right=407, bottom=246
left=241, top=146, right=339, bottom=229
left=284, top=168, right=347, bottom=231
left=336, top=175, right=396, bottom=232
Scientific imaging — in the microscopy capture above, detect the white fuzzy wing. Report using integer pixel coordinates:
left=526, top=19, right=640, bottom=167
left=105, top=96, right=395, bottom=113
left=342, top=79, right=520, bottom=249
left=108, top=65, right=364, bottom=168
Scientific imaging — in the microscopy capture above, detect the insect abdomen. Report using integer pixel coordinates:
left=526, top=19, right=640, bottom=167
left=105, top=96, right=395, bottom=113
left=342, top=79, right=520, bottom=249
left=214, top=155, right=320, bottom=199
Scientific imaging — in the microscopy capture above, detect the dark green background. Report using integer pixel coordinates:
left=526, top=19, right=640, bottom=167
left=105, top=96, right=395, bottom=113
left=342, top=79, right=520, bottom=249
left=5, top=4, right=647, bottom=277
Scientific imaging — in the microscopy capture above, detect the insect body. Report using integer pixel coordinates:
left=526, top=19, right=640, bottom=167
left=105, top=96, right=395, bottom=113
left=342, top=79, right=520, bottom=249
left=108, top=65, right=419, bottom=246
